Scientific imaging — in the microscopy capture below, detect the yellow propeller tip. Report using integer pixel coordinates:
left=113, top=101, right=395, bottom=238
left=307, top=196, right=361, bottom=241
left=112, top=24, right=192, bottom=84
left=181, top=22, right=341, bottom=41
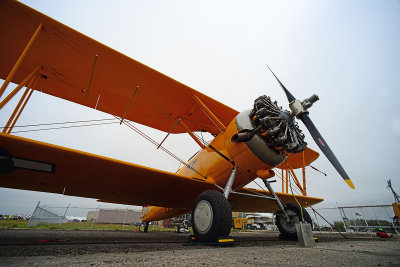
left=345, top=179, right=355, bottom=189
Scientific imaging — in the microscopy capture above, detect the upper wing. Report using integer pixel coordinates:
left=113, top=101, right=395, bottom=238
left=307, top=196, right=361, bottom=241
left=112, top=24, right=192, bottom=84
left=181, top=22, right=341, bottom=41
left=0, top=0, right=238, bottom=135
left=0, top=133, right=215, bottom=208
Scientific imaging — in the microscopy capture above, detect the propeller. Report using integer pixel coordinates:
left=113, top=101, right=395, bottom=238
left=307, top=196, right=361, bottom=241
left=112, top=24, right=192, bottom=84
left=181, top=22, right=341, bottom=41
left=267, top=66, right=355, bottom=189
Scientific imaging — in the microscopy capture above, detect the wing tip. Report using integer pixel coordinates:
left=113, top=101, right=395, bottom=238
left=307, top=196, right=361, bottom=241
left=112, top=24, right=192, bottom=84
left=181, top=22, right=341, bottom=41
left=345, top=179, right=355, bottom=189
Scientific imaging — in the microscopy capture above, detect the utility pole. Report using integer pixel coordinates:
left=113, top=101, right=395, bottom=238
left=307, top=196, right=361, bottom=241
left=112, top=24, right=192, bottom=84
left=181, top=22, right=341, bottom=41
left=387, top=180, right=400, bottom=203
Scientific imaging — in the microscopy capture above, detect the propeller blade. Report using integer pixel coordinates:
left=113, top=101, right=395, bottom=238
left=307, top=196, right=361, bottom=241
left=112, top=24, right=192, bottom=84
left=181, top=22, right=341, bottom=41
left=299, top=113, right=355, bottom=189
left=267, top=66, right=296, bottom=102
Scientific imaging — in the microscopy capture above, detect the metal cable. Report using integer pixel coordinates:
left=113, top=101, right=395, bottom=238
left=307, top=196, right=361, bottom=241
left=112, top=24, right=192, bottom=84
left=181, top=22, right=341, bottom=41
left=10, top=121, right=119, bottom=133
left=120, top=118, right=206, bottom=178
left=288, top=170, right=305, bottom=222
left=0, top=118, right=116, bottom=130
left=96, top=101, right=207, bottom=179
left=274, top=168, right=302, bottom=195
left=253, top=179, right=271, bottom=195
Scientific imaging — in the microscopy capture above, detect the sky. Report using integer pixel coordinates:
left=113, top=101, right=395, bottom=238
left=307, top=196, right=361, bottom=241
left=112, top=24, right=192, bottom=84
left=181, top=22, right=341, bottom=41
left=1, top=0, right=400, bottom=219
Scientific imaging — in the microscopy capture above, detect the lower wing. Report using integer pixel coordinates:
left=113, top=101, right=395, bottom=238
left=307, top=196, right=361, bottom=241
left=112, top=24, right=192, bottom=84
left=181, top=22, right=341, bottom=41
left=230, top=187, right=323, bottom=213
left=0, top=133, right=215, bottom=209
left=0, top=133, right=322, bottom=216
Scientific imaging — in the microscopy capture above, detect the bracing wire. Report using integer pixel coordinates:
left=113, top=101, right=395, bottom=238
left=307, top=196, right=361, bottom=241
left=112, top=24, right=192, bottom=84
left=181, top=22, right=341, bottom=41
left=251, top=169, right=303, bottom=196
left=0, top=118, right=117, bottom=131
left=288, top=170, right=305, bottom=222
left=4, top=67, right=209, bottom=179
left=125, top=121, right=206, bottom=178
left=9, top=121, right=119, bottom=133
left=273, top=168, right=303, bottom=195
left=253, top=179, right=269, bottom=194
left=109, top=114, right=207, bottom=178
left=6, top=113, right=207, bottom=178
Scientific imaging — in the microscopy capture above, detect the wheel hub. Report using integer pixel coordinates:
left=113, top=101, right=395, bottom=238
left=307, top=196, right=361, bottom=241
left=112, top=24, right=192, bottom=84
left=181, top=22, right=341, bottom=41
left=278, top=210, right=300, bottom=233
left=193, top=200, right=213, bottom=234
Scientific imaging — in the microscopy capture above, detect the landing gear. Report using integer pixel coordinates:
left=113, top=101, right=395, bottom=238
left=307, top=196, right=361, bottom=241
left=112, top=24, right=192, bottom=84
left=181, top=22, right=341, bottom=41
left=261, top=178, right=312, bottom=240
left=143, top=222, right=149, bottom=233
left=191, top=190, right=232, bottom=242
left=275, top=203, right=312, bottom=239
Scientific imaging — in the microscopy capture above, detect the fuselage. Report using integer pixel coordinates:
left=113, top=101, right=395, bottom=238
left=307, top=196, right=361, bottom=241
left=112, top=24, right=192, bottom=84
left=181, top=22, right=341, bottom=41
left=142, top=110, right=286, bottom=222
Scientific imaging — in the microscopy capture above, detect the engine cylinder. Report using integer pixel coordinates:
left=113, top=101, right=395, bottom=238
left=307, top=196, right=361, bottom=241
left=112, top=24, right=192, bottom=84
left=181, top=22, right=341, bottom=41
left=235, top=109, right=285, bottom=167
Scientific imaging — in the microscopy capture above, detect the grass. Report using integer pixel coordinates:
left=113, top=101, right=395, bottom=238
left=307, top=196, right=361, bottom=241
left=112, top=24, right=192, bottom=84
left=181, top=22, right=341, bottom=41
left=0, top=220, right=27, bottom=229
left=0, top=220, right=176, bottom=231
left=231, top=228, right=249, bottom=232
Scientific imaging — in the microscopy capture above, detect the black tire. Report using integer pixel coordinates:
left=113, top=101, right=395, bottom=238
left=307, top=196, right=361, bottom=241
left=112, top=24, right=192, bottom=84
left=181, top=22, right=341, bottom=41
left=191, top=190, right=232, bottom=242
left=275, top=203, right=312, bottom=239
left=143, top=222, right=149, bottom=233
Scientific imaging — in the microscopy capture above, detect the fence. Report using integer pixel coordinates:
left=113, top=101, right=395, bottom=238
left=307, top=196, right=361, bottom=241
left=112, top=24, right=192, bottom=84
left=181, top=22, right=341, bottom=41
left=338, top=204, right=398, bottom=233
left=25, top=201, right=142, bottom=229
left=12, top=201, right=400, bottom=235
left=28, top=201, right=68, bottom=226
left=308, top=204, right=399, bottom=235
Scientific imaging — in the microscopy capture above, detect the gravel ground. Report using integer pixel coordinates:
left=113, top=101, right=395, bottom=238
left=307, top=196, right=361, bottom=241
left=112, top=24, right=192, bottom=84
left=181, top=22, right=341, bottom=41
left=0, top=229, right=399, bottom=266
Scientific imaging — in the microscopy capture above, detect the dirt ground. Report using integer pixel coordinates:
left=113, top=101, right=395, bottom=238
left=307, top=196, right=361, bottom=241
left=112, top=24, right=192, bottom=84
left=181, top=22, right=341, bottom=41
left=0, top=229, right=399, bottom=266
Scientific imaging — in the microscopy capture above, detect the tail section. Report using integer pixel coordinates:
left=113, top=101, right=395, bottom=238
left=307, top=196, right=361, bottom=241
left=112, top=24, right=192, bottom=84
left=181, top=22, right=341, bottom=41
left=141, top=206, right=189, bottom=222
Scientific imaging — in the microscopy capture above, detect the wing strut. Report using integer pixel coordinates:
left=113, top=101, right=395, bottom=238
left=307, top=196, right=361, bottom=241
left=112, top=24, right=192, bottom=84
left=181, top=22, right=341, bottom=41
left=284, top=160, right=305, bottom=196
left=0, top=23, right=42, bottom=98
left=120, top=86, right=139, bottom=125
left=85, top=54, right=98, bottom=100
left=3, top=75, right=40, bottom=133
left=0, top=65, right=41, bottom=110
left=193, top=95, right=227, bottom=133
left=178, top=119, right=206, bottom=149
left=157, top=118, right=181, bottom=149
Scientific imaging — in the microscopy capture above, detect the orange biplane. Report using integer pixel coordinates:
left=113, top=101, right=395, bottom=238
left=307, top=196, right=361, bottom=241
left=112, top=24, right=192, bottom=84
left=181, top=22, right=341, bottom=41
left=0, top=0, right=354, bottom=241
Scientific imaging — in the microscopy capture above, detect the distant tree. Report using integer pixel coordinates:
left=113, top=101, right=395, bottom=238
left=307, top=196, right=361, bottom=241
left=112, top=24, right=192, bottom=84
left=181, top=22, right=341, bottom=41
left=366, top=220, right=391, bottom=226
left=345, top=219, right=391, bottom=227
left=333, top=221, right=345, bottom=232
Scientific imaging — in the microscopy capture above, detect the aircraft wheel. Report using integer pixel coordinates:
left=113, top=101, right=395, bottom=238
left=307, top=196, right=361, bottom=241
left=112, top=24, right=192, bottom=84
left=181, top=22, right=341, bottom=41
left=192, top=190, right=232, bottom=242
left=275, top=203, right=312, bottom=239
left=143, top=222, right=149, bottom=233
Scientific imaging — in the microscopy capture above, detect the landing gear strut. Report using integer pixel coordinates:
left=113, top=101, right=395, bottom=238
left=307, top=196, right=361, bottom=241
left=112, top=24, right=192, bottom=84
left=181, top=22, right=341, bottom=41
left=143, top=222, right=149, bottom=233
left=262, top=178, right=312, bottom=239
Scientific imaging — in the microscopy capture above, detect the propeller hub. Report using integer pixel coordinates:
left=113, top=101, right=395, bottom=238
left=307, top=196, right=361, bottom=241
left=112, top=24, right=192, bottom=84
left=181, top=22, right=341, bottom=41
left=289, top=99, right=308, bottom=118
left=289, top=94, right=319, bottom=118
